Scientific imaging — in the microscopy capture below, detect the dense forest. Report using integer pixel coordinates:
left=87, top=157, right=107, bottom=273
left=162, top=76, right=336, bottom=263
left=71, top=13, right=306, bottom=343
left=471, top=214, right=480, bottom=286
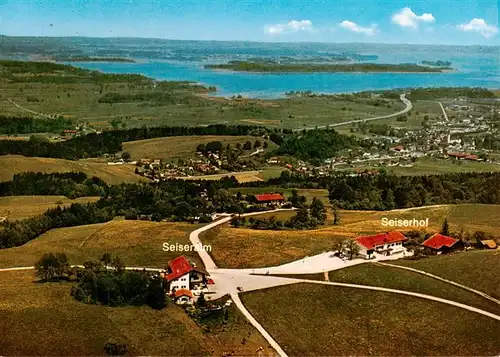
left=205, top=61, right=450, bottom=73
left=379, top=87, right=498, bottom=101
left=0, top=115, right=73, bottom=135
left=276, top=129, right=370, bottom=162
left=0, top=172, right=107, bottom=198
left=328, top=171, right=500, bottom=210
left=0, top=124, right=283, bottom=159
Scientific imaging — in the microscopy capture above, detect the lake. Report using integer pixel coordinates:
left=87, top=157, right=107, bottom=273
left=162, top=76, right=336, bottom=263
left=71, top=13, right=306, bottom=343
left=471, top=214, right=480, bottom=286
left=69, top=41, right=500, bottom=98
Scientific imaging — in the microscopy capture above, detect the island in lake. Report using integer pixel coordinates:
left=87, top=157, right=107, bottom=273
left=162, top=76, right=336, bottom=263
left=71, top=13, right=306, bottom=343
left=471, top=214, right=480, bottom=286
left=421, top=60, right=452, bottom=67
left=205, top=61, right=453, bottom=73
left=56, top=56, right=136, bottom=63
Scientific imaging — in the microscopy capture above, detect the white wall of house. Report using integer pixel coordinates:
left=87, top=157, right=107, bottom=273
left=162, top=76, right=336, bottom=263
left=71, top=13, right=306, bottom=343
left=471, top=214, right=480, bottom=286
left=375, top=241, right=405, bottom=253
left=357, top=241, right=405, bottom=258
left=169, top=273, right=190, bottom=293
left=357, top=244, right=369, bottom=257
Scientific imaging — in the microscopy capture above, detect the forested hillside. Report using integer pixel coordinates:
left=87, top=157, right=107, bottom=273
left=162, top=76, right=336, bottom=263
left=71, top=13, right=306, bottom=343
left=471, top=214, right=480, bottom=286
left=328, top=172, right=500, bottom=210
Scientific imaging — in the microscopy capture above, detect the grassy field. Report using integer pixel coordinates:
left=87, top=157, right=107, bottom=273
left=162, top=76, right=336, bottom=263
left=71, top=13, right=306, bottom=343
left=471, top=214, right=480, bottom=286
left=328, top=263, right=500, bottom=315
left=0, top=196, right=100, bottom=220
left=0, top=219, right=203, bottom=269
left=122, top=135, right=277, bottom=161
left=201, top=204, right=500, bottom=268
left=179, top=166, right=285, bottom=183
left=388, top=157, right=500, bottom=175
left=0, top=270, right=273, bottom=356
left=241, top=283, right=500, bottom=356
left=335, top=100, right=441, bottom=137
left=0, top=155, right=145, bottom=184
left=393, top=250, right=500, bottom=299
left=1, top=61, right=403, bottom=130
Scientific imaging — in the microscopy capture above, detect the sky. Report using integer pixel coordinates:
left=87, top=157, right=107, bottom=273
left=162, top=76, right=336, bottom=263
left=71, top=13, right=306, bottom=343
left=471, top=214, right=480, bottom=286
left=0, top=0, right=499, bottom=45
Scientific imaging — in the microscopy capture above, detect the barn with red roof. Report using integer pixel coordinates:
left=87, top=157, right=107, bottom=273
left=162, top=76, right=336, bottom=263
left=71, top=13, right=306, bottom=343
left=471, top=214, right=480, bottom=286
left=422, top=234, right=460, bottom=253
left=255, top=193, right=285, bottom=206
left=355, top=231, right=408, bottom=258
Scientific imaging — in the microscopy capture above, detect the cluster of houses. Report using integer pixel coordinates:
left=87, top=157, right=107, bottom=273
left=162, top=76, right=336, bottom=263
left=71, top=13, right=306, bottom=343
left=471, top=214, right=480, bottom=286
left=355, top=231, right=498, bottom=259
left=163, top=228, right=498, bottom=305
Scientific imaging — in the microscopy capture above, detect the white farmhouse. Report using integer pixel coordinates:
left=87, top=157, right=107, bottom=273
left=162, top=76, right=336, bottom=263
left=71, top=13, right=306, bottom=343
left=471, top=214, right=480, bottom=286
left=165, top=255, right=209, bottom=294
left=356, top=231, right=408, bottom=259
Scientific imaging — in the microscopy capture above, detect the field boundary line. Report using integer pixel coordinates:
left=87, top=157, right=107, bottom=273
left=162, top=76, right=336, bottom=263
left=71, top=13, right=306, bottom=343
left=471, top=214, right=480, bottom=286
left=298, top=280, right=500, bottom=322
left=377, top=261, right=500, bottom=306
left=231, top=292, right=289, bottom=357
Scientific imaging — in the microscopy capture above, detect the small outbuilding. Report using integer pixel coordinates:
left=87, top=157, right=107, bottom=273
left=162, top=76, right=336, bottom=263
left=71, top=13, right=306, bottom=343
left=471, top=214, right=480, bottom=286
left=481, top=240, right=498, bottom=249
left=422, top=234, right=460, bottom=253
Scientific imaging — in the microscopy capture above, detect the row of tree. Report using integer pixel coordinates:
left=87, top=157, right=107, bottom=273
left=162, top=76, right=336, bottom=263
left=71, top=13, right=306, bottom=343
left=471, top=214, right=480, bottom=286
left=0, top=172, right=107, bottom=198
left=0, top=124, right=284, bottom=159
left=0, top=115, right=73, bottom=134
left=35, top=252, right=167, bottom=309
left=230, top=196, right=327, bottom=230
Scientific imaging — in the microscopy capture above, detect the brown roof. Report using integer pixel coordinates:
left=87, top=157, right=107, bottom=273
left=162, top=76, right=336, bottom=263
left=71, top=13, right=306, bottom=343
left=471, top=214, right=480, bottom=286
left=174, top=289, right=193, bottom=298
left=481, top=240, right=498, bottom=249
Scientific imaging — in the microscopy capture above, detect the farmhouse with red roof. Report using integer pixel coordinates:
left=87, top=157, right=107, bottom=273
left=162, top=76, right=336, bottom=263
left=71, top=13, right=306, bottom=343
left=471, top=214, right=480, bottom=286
left=422, top=234, right=460, bottom=253
left=164, top=255, right=209, bottom=295
left=355, top=231, right=408, bottom=259
left=255, top=193, right=285, bottom=206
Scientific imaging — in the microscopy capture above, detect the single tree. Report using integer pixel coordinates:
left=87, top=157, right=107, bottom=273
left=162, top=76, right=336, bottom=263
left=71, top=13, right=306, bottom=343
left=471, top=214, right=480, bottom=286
left=243, top=141, right=252, bottom=150
left=253, top=140, right=261, bottom=149
left=121, top=151, right=131, bottom=162
left=196, top=143, right=205, bottom=152
left=196, top=292, right=207, bottom=308
left=289, top=189, right=299, bottom=206
left=332, top=237, right=346, bottom=254
left=332, top=207, right=340, bottom=225
left=147, top=275, right=167, bottom=309
left=440, top=218, right=450, bottom=236
left=310, top=197, right=327, bottom=224
left=35, top=253, right=60, bottom=281
left=100, top=253, right=112, bottom=266
left=343, top=239, right=360, bottom=260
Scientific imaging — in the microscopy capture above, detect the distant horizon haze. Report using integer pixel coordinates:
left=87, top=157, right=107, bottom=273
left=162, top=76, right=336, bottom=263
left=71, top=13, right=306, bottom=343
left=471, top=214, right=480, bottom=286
left=0, top=0, right=498, bottom=45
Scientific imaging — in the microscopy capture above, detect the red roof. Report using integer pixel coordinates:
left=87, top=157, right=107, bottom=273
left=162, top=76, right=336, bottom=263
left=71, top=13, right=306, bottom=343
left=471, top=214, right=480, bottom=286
left=356, top=231, right=408, bottom=250
left=392, top=145, right=404, bottom=151
left=255, top=193, right=285, bottom=202
left=174, top=289, right=193, bottom=298
left=166, top=256, right=193, bottom=281
left=422, top=234, right=458, bottom=250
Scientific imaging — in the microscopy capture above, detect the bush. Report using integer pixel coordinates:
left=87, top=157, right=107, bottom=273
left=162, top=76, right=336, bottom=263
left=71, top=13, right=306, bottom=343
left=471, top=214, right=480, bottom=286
left=104, top=341, right=128, bottom=356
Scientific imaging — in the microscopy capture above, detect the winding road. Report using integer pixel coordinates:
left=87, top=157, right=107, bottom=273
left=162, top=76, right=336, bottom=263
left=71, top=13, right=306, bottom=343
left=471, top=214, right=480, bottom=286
left=299, top=93, right=412, bottom=131
left=2, top=207, right=500, bottom=357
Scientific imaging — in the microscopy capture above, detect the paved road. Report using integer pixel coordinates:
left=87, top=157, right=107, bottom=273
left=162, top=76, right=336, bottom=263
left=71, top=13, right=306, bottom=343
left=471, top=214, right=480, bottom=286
left=3, top=206, right=500, bottom=357
left=299, top=93, right=412, bottom=131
